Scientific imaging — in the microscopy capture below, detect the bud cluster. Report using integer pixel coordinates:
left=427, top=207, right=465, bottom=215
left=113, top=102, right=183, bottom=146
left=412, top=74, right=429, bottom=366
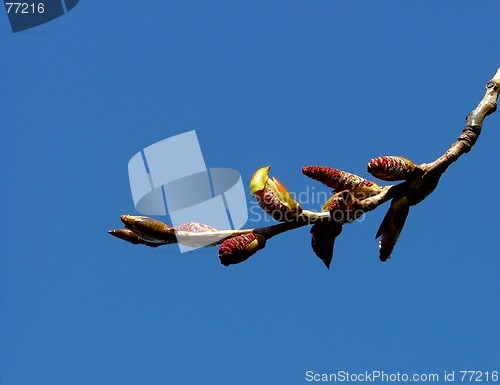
left=109, top=154, right=435, bottom=268
left=109, top=216, right=221, bottom=247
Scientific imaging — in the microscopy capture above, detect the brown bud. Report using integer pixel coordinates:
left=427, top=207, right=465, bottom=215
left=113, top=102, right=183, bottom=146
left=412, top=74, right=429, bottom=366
left=406, top=174, right=440, bottom=206
left=324, top=191, right=367, bottom=224
left=108, top=229, right=168, bottom=247
left=108, top=229, right=140, bottom=244
left=218, top=233, right=266, bottom=266
left=367, top=156, right=419, bottom=181
left=120, top=215, right=176, bottom=242
left=302, top=166, right=381, bottom=199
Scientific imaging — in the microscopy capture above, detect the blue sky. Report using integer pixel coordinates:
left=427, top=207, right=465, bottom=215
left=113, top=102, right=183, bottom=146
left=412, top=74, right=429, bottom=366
left=1, top=2, right=499, bottom=384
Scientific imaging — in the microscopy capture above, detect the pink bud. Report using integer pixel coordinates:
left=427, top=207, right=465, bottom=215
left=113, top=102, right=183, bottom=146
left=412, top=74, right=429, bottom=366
left=218, top=234, right=266, bottom=266
left=302, top=166, right=380, bottom=199
left=367, top=156, right=418, bottom=181
left=177, top=222, right=217, bottom=233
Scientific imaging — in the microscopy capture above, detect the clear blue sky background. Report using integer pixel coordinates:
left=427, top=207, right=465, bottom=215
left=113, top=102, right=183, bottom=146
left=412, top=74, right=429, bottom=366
left=1, top=2, right=499, bottom=385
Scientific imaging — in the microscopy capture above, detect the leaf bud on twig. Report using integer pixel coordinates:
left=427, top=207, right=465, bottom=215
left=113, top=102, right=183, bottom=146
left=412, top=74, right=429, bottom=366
left=250, top=166, right=302, bottom=222
left=302, top=165, right=381, bottom=199
left=367, top=156, right=419, bottom=181
left=218, top=233, right=266, bottom=266
left=108, top=229, right=140, bottom=244
left=120, top=215, right=176, bottom=242
left=324, top=191, right=367, bottom=223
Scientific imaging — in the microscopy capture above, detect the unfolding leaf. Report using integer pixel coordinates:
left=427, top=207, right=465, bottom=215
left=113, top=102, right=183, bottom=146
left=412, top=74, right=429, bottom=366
left=249, top=166, right=271, bottom=195
left=376, top=197, right=410, bottom=261
left=250, top=166, right=302, bottom=222
left=310, top=221, right=343, bottom=269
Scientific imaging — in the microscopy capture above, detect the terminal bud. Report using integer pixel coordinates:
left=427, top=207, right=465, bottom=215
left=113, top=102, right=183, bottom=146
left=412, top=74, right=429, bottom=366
left=120, top=215, right=176, bottom=242
left=367, top=156, right=419, bottom=181
left=108, top=229, right=140, bottom=244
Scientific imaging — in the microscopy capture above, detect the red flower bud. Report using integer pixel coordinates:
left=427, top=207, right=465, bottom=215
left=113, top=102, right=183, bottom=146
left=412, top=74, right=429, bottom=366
left=367, top=156, right=419, bottom=181
left=218, top=233, right=266, bottom=266
left=302, top=166, right=381, bottom=199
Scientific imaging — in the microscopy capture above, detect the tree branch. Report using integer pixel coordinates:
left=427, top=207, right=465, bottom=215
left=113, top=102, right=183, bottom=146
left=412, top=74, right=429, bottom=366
left=109, top=67, right=500, bottom=267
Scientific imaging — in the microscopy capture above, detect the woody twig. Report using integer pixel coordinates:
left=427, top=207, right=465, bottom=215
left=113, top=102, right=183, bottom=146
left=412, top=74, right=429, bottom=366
left=110, top=68, right=499, bottom=269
